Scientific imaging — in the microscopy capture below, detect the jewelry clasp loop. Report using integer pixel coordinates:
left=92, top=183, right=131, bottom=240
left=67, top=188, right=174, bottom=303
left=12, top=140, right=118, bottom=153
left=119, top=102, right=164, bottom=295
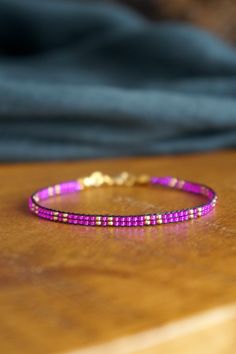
left=80, top=171, right=150, bottom=188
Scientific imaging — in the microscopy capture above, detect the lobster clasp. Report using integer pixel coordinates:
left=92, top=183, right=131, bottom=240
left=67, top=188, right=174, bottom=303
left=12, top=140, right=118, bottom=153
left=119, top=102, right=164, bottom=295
left=82, top=171, right=109, bottom=187
left=79, top=171, right=150, bottom=188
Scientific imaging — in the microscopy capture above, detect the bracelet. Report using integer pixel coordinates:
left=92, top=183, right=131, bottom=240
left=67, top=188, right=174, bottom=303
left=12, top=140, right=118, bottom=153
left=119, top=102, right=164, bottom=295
left=29, top=171, right=217, bottom=227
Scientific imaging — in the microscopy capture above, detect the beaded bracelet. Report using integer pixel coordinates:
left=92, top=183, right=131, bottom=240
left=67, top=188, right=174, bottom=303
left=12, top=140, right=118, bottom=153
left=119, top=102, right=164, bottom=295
left=29, top=171, right=217, bottom=227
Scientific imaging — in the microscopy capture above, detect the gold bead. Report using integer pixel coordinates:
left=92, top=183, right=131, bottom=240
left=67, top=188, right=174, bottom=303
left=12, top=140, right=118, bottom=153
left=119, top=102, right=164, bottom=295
left=189, top=209, right=194, bottom=214
left=108, top=217, right=113, bottom=222
left=145, top=215, right=150, bottom=220
left=53, top=217, right=58, bottom=221
left=63, top=218, right=68, bottom=222
left=48, top=187, right=54, bottom=196
left=96, top=221, right=101, bottom=226
left=55, top=184, right=60, bottom=194
left=145, top=220, right=151, bottom=225
left=33, top=195, right=39, bottom=202
left=169, top=177, right=177, bottom=187
left=157, top=220, right=162, bottom=224
left=108, top=221, right=113, bottom=226
left=157, top=214, right=162, bottom=219
left=96, top=216, right=101, bottom=221
left=189, top=214, right=194, bottom=219
left=63, top=213, right=68, bottom=218
left=178, top=180, right=185, bottom=188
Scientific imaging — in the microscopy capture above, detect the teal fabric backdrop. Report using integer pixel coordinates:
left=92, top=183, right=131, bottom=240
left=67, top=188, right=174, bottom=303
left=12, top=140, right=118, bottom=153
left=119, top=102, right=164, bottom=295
left=0, top=0, right=236, bottom=161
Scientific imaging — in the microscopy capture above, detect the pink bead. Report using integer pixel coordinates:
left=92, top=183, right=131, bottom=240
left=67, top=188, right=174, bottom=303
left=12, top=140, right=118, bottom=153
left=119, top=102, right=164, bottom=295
left=138, top=216, right=144, bottom=221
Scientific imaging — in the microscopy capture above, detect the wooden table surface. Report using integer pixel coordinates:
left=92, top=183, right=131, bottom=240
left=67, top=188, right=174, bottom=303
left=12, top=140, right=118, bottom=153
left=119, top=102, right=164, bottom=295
left=0, top=150, right=236, bottom=354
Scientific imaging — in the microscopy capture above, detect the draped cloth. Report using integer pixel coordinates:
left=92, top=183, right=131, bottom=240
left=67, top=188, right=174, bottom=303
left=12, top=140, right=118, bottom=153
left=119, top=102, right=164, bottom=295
left=0, top=0, right=236, bottom=161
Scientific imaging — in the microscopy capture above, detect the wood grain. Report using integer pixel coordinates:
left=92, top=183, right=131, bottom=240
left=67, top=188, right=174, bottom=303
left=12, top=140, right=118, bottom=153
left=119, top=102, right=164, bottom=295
left=74, top=304, right=236, bottom=354
left=0, top=151, right=236, bottom=354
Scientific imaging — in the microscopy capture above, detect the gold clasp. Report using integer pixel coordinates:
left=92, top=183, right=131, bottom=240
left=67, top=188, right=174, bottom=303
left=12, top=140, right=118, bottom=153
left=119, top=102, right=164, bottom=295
left=78, top=171, right=150, bottom=188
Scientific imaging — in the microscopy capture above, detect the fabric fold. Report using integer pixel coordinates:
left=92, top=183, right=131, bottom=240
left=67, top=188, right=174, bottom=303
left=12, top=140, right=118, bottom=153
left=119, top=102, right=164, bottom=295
left=0, top=0, right=236, bottom=161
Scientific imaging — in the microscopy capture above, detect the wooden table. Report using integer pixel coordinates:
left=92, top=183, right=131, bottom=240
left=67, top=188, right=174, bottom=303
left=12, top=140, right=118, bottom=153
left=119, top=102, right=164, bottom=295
left=0, top=151, right=236, bottom=354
